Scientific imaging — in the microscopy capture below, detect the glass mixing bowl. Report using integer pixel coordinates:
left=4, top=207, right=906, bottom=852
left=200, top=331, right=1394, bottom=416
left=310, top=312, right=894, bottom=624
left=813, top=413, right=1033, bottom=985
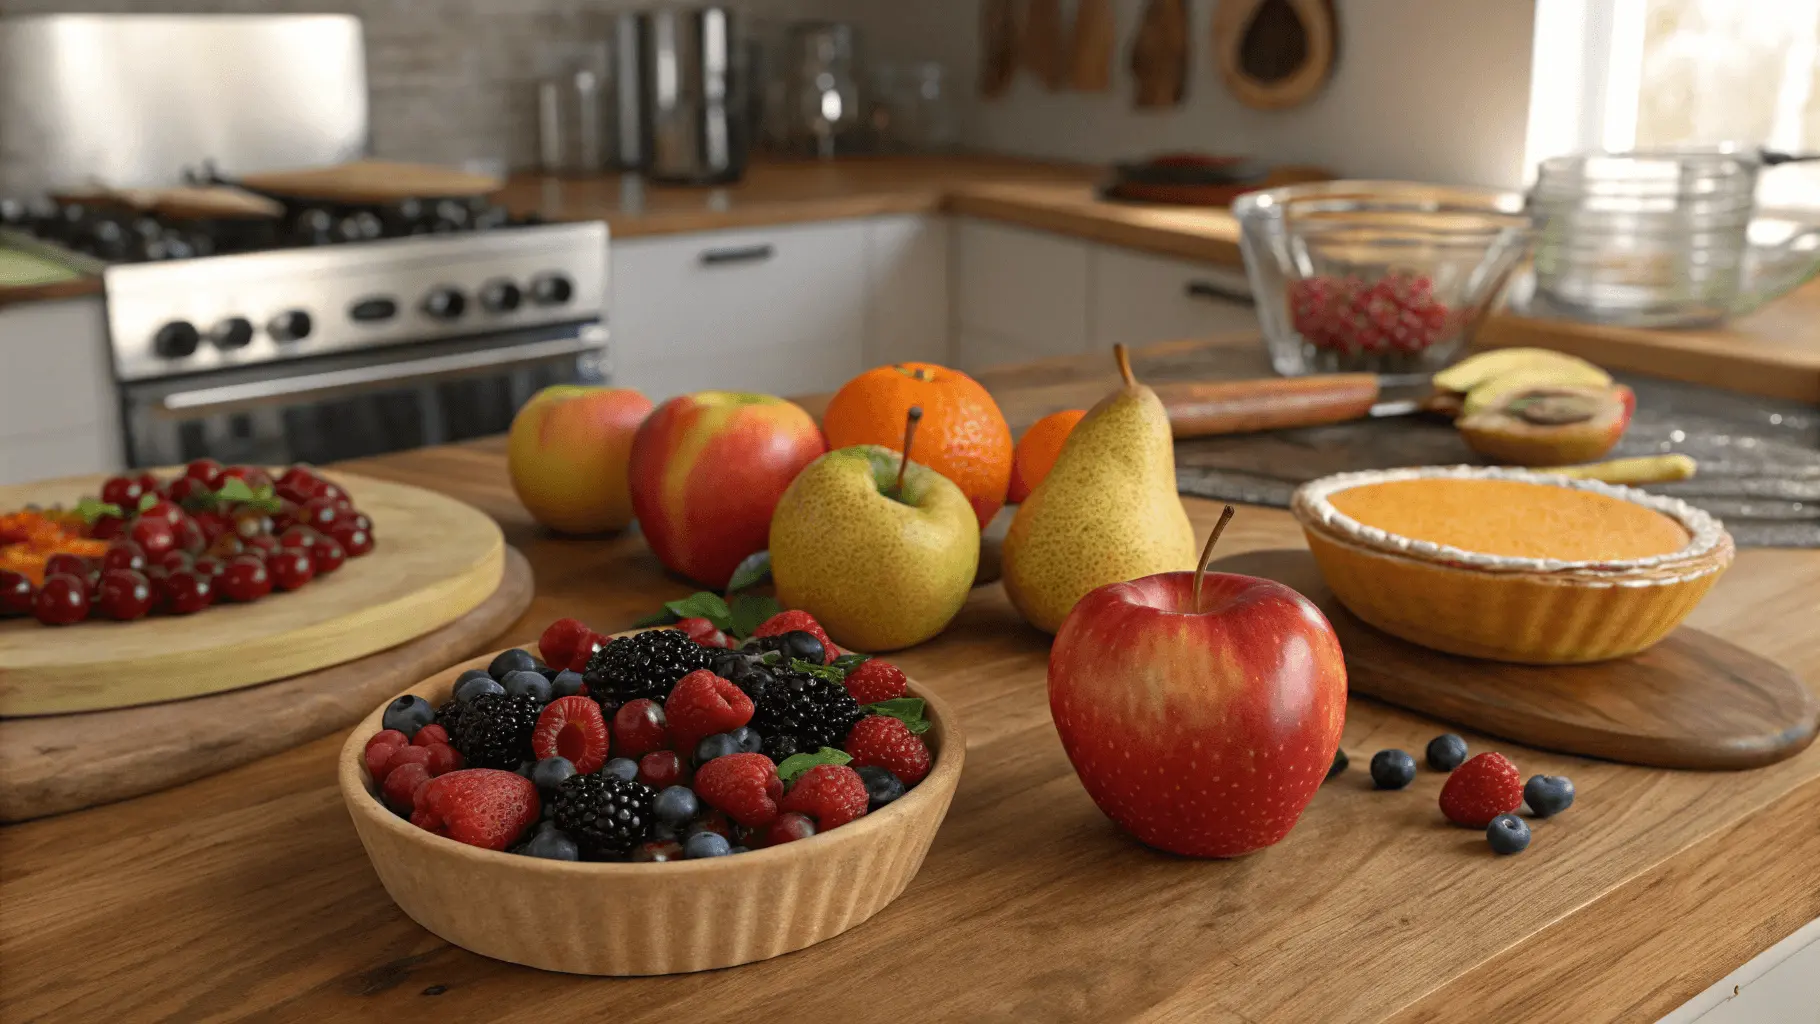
left=1234, top=181, right=1533, bottom=376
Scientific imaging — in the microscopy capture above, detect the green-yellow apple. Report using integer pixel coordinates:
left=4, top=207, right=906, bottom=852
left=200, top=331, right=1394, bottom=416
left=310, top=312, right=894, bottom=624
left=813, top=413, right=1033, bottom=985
left=508, top=385, right=654, bottom=534
left=770, top=445, right=979, bottom=651
left=629, top=391, right=826, bottom=588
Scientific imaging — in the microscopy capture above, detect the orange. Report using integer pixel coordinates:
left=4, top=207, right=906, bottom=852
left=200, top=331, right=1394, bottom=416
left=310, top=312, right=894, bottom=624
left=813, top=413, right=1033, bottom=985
left=1006, top=409, right=1085, bottom=504
left=822, top=363, right=1013, bottom=528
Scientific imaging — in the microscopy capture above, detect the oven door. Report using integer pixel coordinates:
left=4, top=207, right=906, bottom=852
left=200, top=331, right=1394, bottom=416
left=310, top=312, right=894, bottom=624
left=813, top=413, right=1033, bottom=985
left=119, top=323, right=608, bottom=468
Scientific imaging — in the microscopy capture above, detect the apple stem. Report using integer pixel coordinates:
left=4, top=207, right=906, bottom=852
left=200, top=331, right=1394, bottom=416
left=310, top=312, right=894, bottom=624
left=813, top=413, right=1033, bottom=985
left=1191, top=504, right=1237, bottom=612
left=1113, top=344, right=1137, bottom=388
left=896, top=405, right=924, bottom=496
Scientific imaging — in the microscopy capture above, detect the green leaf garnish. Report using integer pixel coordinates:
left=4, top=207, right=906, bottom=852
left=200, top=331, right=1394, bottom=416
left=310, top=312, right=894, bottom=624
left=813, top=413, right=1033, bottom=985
left=726, top=550, right=771, bottom=594
left=664, top=591, right=734, bottom=632
left=831, top=653, right=870, bottom=671
left=74, top=497, right=123, bottom=525
left=727, top=592, right=782, bottom=640
left=866, top=697, right=931, bottom=735
left=786, top=658, right=849, bottom=684
left=137, top=493, right=159, bottom=513
left=777, top=747, right=852, bottom=785
left=631, top=609, right=678, bottom=628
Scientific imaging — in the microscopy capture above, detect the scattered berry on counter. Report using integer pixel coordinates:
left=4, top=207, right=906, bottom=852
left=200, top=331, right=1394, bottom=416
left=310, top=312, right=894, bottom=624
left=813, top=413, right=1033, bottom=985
left=411, top=769, right=541, bottom=852
left=750, top=610, right=836, bottom=665
left=780, top=763, right=869, bottom=830
left=584, top=628, right=716, bottom=705
left=601, top=758, right=640, bottom=782
left=521, top=828, right=580, bottom=861
left=694, top=752, right=784, bottom=828
left=1325, top=748, right=1350, bottom=781
left=382, top=695, right=436, bottom=738
left=451, top=693, right=544, bottom=770
left=637, top=750, right=687, bottom=789
left=666, top=669, right=756, bottom=754
left=1439, top=752, right=1525, bottom=828
left=762, top=812, right=817, bottom=847
left=552, top=774, right=656, bottom=857
left=383, top=761, right=433, bottom=814
left=501, top=669, right=553, bottom=704
left=530, top=756, right=577, bottom=792
left=1369, top=749, right=1417, bottom=790
left=855, top=765, right=905, bottom=811
left=843, top=715, right=932, bottom=786
left=411, top=723, right=450, bottom=748
left=684, top=831, right=732, bottom=859
left=842, top=659, right=908, bottom=704
left=1425, top=734, right=1469, bottom=772
left=1523, top=775, right=1576, bottom=818
left=532, top=695, right=610, bottom=775
left=610, top=699, right=670, bottom=759
left=1486, top=814, right=1531, bottom=855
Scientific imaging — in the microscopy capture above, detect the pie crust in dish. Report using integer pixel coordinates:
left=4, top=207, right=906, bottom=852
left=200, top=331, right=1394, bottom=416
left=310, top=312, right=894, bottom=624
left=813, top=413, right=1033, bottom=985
left=1291, top=466, right=1734, bottom=664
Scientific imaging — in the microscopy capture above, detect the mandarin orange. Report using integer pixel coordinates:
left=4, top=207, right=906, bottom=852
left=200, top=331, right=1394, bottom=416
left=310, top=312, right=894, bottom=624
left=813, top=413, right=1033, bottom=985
left=821, top=363, right=1013, bottom=527
left=1006, top=409, right=1086, bottom=503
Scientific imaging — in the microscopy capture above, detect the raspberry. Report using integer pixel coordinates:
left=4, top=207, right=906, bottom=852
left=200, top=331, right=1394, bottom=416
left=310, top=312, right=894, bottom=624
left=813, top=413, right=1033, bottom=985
left=422, top=742, right=463, bottom=776
left=1439, top=752, right=1525, bottom=827
left=538, top=618, right=592, bottom=670
left=637, top=749, right=688, bottom=789
left=666, top=669, right=755, bottom=753
left=611, top=699, right=669, bottom=759
left=781, top=764, right=869, bottom=830
left=411, top=723, right=450, bottom=748
left=676, top=617, right=735, bottom=649
left=383, top=761, right=432, bottom=813
left=694, top=752, right=782, bottom=828
left=843, top=659, right=908, bottom=704
left=842, top=715, right=932, bottom=785
left=378, top=744, right=433, bottom=784
left=752, top=610, right=836, bottom=664
left=364, top=729, right=408, bottom=780
left=532, top=696, right=610, bottom=775
left=568, top=630, right=608, bottom=672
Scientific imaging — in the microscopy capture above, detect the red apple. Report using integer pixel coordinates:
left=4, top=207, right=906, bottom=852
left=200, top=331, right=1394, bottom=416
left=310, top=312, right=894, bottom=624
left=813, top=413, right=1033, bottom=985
left=1048, top=513, right=1346, bottom=857
left=629, top=391, right=826, bottom=588
left=508, top=385, right=655, bottom=534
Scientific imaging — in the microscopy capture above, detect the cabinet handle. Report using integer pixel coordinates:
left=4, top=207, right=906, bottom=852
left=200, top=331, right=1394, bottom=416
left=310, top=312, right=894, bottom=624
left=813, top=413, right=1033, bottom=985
left=699, top=244, right=776, bottom=266
left=1185, top=279, right=1256, bottom=306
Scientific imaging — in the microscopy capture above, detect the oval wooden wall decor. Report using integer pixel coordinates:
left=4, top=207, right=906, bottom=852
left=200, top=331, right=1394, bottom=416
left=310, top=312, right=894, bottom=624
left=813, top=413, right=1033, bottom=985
left=1213, top=0, right=1339, bottom=110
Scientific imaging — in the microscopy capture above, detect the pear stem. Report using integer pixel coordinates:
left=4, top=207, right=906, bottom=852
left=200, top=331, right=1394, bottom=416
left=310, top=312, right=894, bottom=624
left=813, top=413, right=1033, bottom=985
left=1191, top=504, right=1237, bottom=612
left=895, top=405, right=924, bottom=496
left=1113, top=344, right=1138, bottom=388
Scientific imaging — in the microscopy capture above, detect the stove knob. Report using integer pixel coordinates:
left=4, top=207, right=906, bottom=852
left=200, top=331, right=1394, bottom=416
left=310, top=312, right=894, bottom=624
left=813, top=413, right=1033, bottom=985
left=268, top=310, right=313, bottom=343
left=530, top=273, right=575, bottom=306
left=479, top=279, right=522, bottom=314
left=422, top=286, right=467, bottom=320
left=152, top=321, right=201, bottom=359
left=210, top=317, right=255, bottom=351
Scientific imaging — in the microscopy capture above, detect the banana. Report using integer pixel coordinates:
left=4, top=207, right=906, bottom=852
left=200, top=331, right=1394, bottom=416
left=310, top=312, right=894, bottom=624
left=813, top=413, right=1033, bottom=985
left=1433, top=348, right=1611, bottom=395
left=1537, top=454, right=1697, bottom=486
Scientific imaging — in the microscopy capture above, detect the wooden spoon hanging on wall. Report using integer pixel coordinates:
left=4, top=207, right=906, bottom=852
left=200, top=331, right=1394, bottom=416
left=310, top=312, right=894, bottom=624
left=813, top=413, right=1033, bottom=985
left=1131, top=0, right=1190, bottom=108
left=1023, top=0, right=1069, bottom=91
left=1212, top=0, right=1338, bottom=110
left=1066, top=0, right=1117, bottom=91
left=981, top=0, right=1021, bottom=98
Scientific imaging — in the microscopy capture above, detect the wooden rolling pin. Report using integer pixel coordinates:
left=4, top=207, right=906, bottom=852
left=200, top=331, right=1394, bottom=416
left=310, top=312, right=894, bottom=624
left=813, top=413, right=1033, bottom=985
left=1157, top=373, right=1392, bottom=437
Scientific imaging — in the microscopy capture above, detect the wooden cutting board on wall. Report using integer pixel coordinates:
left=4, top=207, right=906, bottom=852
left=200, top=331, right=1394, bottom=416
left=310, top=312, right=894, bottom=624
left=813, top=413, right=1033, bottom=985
left=1067, top=0, right=1118, bottom=91
left=982, top=0, right=1022, bottom=98
left=1023, top=0, right=1070, bottom=90
left=1131, top=0, right=1190, bottom=108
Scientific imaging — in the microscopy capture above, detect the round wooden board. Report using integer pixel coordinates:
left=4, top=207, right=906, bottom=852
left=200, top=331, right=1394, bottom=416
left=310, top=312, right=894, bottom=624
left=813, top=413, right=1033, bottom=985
left=0, top=470, right=504, bottom=716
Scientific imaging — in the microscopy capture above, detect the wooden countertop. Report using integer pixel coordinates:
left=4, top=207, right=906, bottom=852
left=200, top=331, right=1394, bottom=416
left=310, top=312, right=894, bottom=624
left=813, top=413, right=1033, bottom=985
left=3, top=339, right=1815, bottom=1023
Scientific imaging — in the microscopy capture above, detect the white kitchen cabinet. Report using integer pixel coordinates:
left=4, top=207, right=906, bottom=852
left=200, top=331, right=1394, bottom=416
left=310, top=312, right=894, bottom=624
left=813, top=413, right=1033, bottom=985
left=950, top=219, right=1092, bottom=371
left=0, top=296, right=123, bottom=484
left=1089, top=246, right=1258, bottom=351
left=864, top=215, right=950, bottom=368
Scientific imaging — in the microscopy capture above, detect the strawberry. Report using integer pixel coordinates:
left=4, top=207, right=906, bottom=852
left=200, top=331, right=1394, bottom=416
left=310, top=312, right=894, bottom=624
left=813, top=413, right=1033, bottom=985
left=781, top=764, right=868, bottom=830
left=538, top=618, right=592, bottom=670
left=676, top=617, right=735, bottom=649
left=363, top=729, right=408, bottom=780
left=1439, top=752, right=1524, bottom=828
left=422, top=742, right=463, bottom=777
left=843, top=659, right=908, bottom=704
left=753, top=610, right=836, bottom=664
left=843, top=715, right=931, bottom=785
left=693, top=752, right=782, bottom=827
left=532, top=696, right=610, bottom=775
left=611, top=699, right=669, bottom=759
left=665, top=669, right=755, bottom=753
left=409, top=769, right=541, bottom=851
left=383, top=761, right=433, bottom=814
left=410, top=723, right=450, bottom=748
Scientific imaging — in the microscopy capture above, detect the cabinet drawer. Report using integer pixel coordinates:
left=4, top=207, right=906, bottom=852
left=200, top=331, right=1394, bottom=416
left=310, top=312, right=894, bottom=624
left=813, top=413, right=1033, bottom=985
left=952, top=219, right=1091, bottom=359
left=1090, top=246, right=1257, bottom=351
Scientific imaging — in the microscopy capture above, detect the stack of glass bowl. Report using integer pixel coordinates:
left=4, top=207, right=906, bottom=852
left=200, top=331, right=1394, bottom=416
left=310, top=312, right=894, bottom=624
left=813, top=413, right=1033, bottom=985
left=1235, top=181, right=1533, bottom=376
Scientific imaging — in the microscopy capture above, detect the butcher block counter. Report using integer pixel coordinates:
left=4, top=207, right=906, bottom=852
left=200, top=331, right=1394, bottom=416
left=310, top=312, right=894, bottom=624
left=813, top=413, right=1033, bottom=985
left=2, top=339, right=1816, bottom=1023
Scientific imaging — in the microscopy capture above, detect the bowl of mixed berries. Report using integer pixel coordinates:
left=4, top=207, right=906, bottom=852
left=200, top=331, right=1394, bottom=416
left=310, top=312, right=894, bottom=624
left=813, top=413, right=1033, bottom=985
left=339, top=610, right=963, bottom=975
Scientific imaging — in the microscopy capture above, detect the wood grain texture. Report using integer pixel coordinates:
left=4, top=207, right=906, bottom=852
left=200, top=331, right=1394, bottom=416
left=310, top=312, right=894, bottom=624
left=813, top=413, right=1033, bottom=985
left=0, top=548, right=534, bottom=823
left=0, top=274, right=102, bottom=309
left=0, top=471, right=504, bottom=715
left=0, top=342, right=1815, bottom=1022
left=1214, top=548, right=1818, bottom=770
left=1022, top=0, right=1069, bottom=89
left=1212, top=0, right=1339, bottom=110
left=1066, top=0, right=1117, bottom=91
left=236, top=161, right=504, bottom=203
left=1130, top=0, right=1190, bottom=108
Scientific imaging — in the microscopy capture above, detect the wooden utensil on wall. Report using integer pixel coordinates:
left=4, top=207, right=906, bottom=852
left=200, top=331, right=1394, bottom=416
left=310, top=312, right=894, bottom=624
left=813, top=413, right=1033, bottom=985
left=1212, top=0, right=1338, bottom=110
left=1066, top=0, right=1117, bottom=91
left=982, top=0, right=1021, bottom=98
left=1023, top=0, right=1069, bottom=90
left=1131, top=0, right=1190, bottom=108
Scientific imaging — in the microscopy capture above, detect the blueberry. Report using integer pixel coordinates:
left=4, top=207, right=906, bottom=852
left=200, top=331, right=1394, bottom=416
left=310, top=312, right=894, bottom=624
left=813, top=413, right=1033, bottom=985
left=1325, top=748, right=1350, bottom=781
left=856, top=765, right=905, bottom=810
left=1486, top=813, right=1531, bottom=855
left=729, top=725, right=763, bottom=754
left=537, top=818, right=562, bottom=834
left=522, top=829, right=581, bottom=861
left=531, top=756, right=577, bottom=791
left=550, top=670, right=586, bottom=698
left=1523, top=775, right=1576, bottom=818
left=710, top=652, right=749, bottom=680
left=695, top=733, right=741, bottom=765
left=501, top=669, right=553, bottom=703
left=515, top=761, right=535, bottom=779
left=454, top=674, right=506, bottom=703
left=654, top=785, right=700, bottom=826
left=454, top=668, right=491, bottom=688
left=381, top=695, right=435, bottom=737
left=602, top=758, right=639, bottom=782
left=1426, top=733, right=1469, bottom=772
left=780, top=630, right=825, bottom=664
left=684, top=831, right=732, bottom=858
left=1369, top=749, right=1417, bottom=790
left=530, top=658, right=551, bottom=675
left=488, top=648, right=537, bottom=680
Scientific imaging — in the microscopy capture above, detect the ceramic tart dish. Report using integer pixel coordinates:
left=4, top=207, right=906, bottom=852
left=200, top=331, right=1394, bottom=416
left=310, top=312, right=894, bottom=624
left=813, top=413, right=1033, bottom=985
left=1290, top=465, right=1734, bottom=664
left=338, top=647, right=964, bottom=976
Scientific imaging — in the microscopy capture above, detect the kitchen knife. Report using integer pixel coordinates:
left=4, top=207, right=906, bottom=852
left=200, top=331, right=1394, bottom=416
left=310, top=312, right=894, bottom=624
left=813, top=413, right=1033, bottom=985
left=1156, top=373, right=1435, bottom=438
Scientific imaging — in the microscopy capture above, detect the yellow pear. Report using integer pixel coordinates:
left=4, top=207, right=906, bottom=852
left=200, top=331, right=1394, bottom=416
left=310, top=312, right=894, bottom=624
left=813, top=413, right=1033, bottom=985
left=1002, top=345, right=1198, bottom=633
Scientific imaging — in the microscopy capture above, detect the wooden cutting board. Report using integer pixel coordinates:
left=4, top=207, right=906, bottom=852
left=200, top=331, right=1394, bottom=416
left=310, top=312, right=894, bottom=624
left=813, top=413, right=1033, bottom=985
left=0, top=548, right=533, bottom=823
left=0, top=471, right=504, bottom=716
left=1210, top=549, right=1819, bottom=770
left=236, top=160, right=504, bottom=204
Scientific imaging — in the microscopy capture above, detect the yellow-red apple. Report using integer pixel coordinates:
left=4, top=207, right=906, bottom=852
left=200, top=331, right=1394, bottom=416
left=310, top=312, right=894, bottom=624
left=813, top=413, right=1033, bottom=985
left=508, top=385, right=653, bottom=534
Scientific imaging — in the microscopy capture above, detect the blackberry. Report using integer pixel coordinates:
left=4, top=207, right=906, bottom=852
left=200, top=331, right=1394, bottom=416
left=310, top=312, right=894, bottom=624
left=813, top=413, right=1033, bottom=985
left=552, top=774, right=656, bottom=858
left=752, top=669, right=864, bottom=756
left=433, top=698, right=466, bottom=738
left=451, top=693, right=542, bottom=770
left=761, top=733, right=800, bottom=764
left=583, top=629, right=715, bottom=705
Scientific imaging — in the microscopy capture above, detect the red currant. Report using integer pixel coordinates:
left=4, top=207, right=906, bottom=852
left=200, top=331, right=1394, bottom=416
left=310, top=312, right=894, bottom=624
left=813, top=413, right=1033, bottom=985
left=207, top=533, right=246, bottom=559
left=278, top=526, right=318, bottom=550
left=231, top=508, right=273, bottom=540
left=268, top=549, right=315, bottom=591
left=314, top=482, right=348, bottom=506
left=220, top=465, right=273, bottom=491
left=129, top=516, right=176, bottom=558
left=309, top=537, right=347, bottom=575
left=297, top=497, right=341, bottom=532
left=277, top=464, right=318, bottom=493
left=89, top=515, right=127, bottom=541
left=142, top=500, right=186, bottom=527
left=245, top=534, right=280, bottom=557
left=175, top=515, right=207, bottom=554
left=218, top=555, right=273, bottom=603
left=637, top=750, right=688, bottom=789
left=331, top=524, right=374, bottom=557
left=191, top=555, right=225, bottom=578
left=157, top=549, right=193, bottom=574
left=135, top=471, right=162, bottom=496
left=164, top=476, right=211, bottom=506
left=33, top=573, right=89, bottom=625
left=611, top=699, right=668, bottom=759
left=191, top=510, right=231, bottom=544
left=0, top=570, right=34, bottom=617
left=84, top=569, right=102, bottom=603
left=162, top=569, right=213, bottom=615
left=102, top=541, right=147, bottom=573
left=44, top=552, right=91, bottom=579
left=184, top=458, right=226, bottom=489
left=97, top=569, right=153, bottom=621
left=99, top=475, right=144, bottom=508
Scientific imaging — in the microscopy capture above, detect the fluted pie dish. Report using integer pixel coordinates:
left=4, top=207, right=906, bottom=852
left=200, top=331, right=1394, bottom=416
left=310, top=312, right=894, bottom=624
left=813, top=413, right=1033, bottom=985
left=1291, top=466, right=1733, bottom=664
